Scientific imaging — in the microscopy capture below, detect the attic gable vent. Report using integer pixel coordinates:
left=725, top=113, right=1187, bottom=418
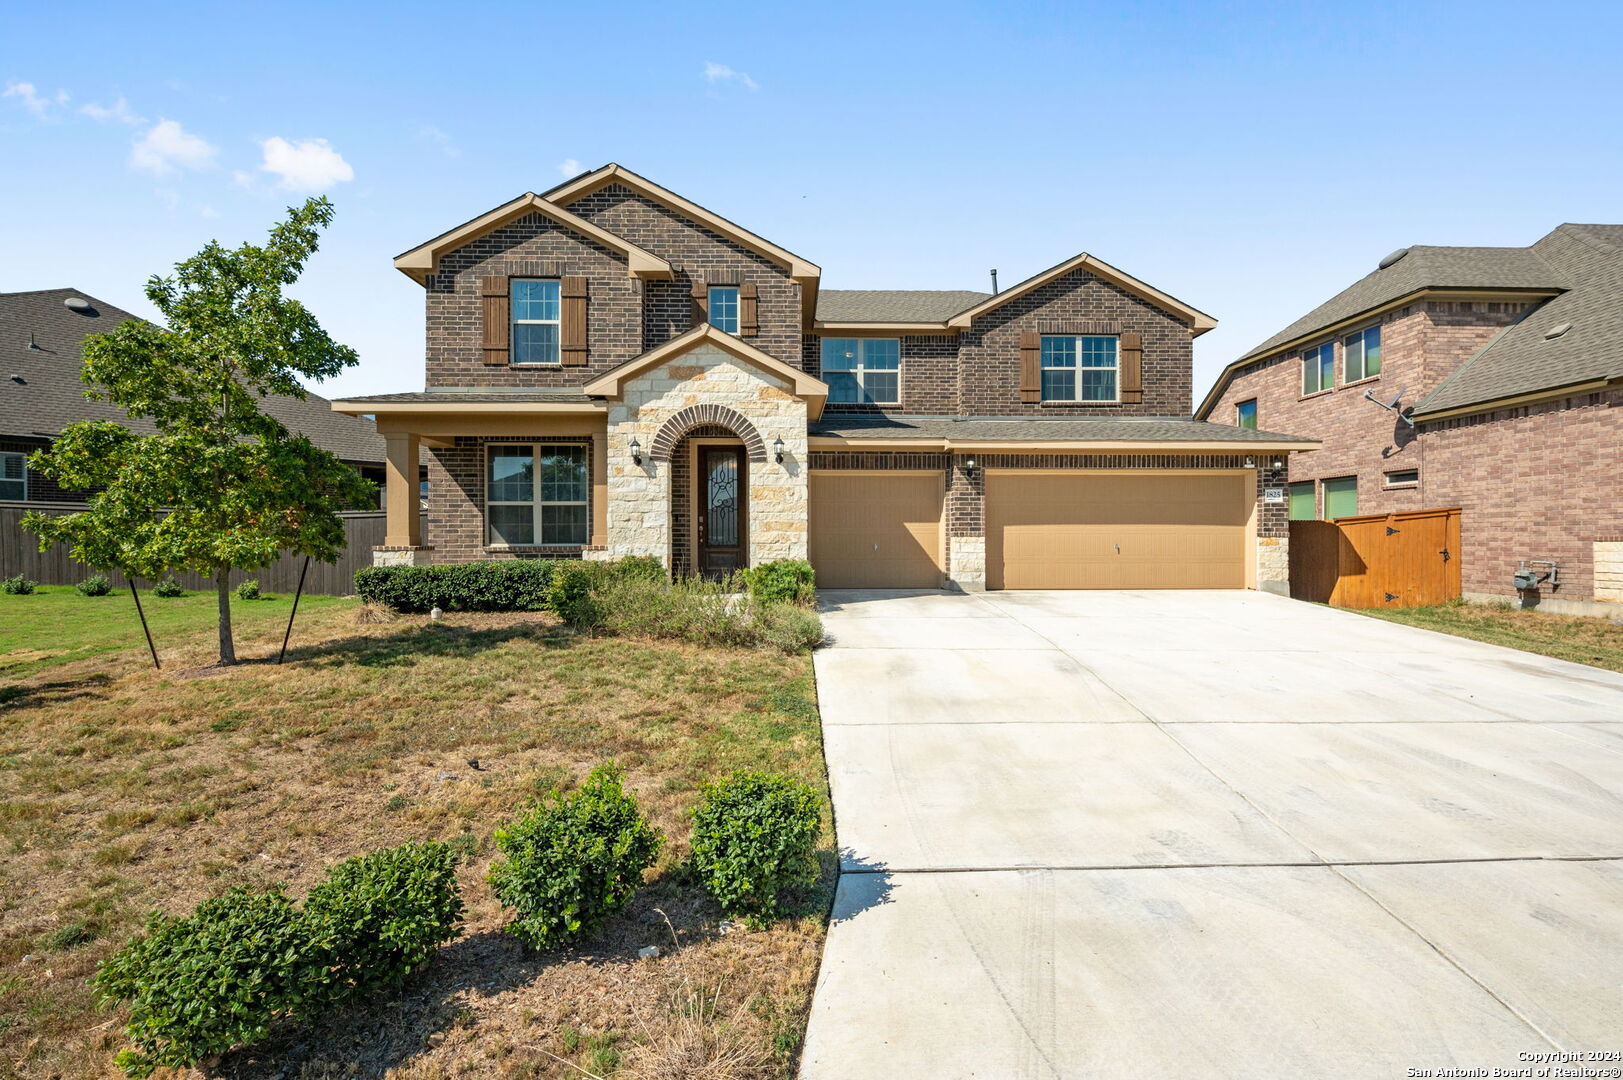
left=1377, top=248, right=1410, bottom=270
left=1544, top=322, right=1572, bottom=339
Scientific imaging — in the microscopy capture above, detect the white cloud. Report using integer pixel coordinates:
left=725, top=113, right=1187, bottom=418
left=258, top=136, right=354, bottom=192
left=200, top=205, right=220, bottom=219
left=4, top=80, right=70, bottom=118
left=556, top=158, right=583, bottom=178
left=130, top=119, right=217, bottom=175
left=702, top=61, right=758, bottom=91
left=416, top=124, right=458, bottom=157
left=80, top=96, right=142, bottom=124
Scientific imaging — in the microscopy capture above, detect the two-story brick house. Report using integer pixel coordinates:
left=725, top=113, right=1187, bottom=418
left=334, top=164, right=1318, bottom=592
left=1197, top=224, right=1623, bottom=612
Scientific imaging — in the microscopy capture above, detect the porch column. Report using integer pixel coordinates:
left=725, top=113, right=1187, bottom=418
left=383, top=432, right=422, bottom=548
left=590, top=432, right=608, bottom=548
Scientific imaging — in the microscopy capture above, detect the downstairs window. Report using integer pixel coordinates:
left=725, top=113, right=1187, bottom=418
left=487, top=444, right=588, bottom=546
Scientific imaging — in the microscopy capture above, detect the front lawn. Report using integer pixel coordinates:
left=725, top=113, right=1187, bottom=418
left=1357, top=599, right=1623, bottom=673
left=0, top=594, right=830, bottom=1079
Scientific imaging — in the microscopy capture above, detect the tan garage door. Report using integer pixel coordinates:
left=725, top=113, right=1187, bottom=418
left=809, top=471, right=943, bottom=589
left=987, top=471, right=1249, bottom=590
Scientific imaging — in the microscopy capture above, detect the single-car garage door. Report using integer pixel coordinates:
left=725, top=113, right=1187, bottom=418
left=986, top=471, right=1249, bottom=590
left=809, top=471, right=943, bottom=589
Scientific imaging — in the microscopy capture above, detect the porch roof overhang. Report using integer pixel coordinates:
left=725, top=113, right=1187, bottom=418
left=808, top=415, right=1319, bottom=454
left=582, top=324, right=830, bottom=419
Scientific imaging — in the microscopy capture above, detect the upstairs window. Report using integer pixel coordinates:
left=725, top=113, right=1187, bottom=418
left=0, top=451, right=25, bottom=500
left=821, top=338, right=900, bottom=404
left=708, top=286, right=740, bottom=334
left=511, top=279, right=561, bottom=365
left=1041, top=335, right=1119, bottom=402
left=1301, top=342, right=1335, bottom=395
left=1235, top=399, right=1258, bottom=430
left=487, top=444, right=588, bottom=546
left=1344, top=325, right=1382, bottom=382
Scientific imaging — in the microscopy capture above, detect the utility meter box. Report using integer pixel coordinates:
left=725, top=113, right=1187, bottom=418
left=1513, top=569, right=1538, bottom=590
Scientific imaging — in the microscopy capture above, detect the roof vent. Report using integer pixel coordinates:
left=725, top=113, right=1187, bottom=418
left=64, top=297, right=93, bottom=313
left=9, top=375, right=23, bottom=385
left=1377, top=247, right=1411, bottom=270
left=1544, top=322, right=1572, bottom=340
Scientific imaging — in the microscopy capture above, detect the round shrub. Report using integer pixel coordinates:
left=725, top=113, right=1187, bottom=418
left=690, top=771, right=821, bottom=918
left=1, top=573, right=36, bottom=595
left=739, top=559, right=816, bottom=606
left=305, top=841, right=463, bottom=997
left=92, top=887, right=336, bottom=1078
left=151, top=576, right=184, bottom=598
left=488, top=763, right=662, bottom=949
left=76, top=574, right=112, bottom=597
left=548, top=556, right=666, bottom=628
left=235, top=578, right=261, bottom=601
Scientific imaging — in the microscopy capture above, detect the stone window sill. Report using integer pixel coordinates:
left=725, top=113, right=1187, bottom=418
left=485, top=544, right=585, bottom=553
left=1341, top=375, right=1381, bottom=391
left=1297, top=389, right=1334, bottom=402
left=1039, top=400, right=1122, bottom=408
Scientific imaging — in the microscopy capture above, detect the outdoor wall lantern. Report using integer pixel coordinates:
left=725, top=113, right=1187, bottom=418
left=1243, top=456, right=1256, bottom=468
left=1271, top=457, right=1285, bottom=469
left=964, top=457, right=977, bottom=477
left=630, top=437, right=642, bottom=465
left=773, top=436, right=785, bottom=464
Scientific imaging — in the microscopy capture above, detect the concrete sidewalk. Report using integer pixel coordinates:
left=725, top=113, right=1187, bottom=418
left=799, top=589, right=1623, bottom=1079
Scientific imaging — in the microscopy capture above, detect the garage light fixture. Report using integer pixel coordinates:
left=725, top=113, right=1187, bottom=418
left=1243, top=456, right=1255, bottom=468
left=963, top=457, right=976, bottom=477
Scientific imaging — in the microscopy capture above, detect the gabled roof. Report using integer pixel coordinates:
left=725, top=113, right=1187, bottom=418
left=1413, top=224, right=1623, bottom=417
left=393, top=193, right=674, bottom=284
left=816, top=290, right=991, bottom=323
left=1235, top=245, right=1566, bottom=364
left=582, top=324, right=828, bottom=419
left=0, top=288, right=393, bottom=465
left=946, top=253, right=1218, bottom=335
left=543, top=163, right=820, bottom=284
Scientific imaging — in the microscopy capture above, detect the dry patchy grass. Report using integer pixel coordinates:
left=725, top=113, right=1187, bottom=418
left=0, top=599, right=830, bottom=1080
left=1357, top=598, right=1623, bottom=673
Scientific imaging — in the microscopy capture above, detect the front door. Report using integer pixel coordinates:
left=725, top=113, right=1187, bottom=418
left=697, top=445, right=747, bottom=578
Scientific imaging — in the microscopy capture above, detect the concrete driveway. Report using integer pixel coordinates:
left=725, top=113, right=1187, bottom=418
left=799, top=590, right=1623, bottom=1079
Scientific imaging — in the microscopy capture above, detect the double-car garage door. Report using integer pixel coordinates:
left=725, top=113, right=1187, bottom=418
left=809, top=469, right=1249, bottom=590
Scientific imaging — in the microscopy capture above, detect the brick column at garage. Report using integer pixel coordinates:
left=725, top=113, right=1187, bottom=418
left=1255, top=462, right=1290, bottom=595
left=946, top=454, right=986, bottom=591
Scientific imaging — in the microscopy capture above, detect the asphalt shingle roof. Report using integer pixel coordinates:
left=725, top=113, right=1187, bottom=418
left=1239, top=246, right=1567, bottom=362
left=336, top=390, right=597, bottom=405
left=1414, top=224, right=1623, bottom=416
left=0, top=288, right=391, bottom=463
left=810, top=414, right=1316, bottom=443
left=815, top=290, right=991, bottom=323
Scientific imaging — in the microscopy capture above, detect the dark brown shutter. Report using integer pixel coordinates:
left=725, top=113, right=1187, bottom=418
left=1119, top=332, right=1143, bottom=403
left=739, top=282, right=759, bottom=337
left=690, top=279, right=708, bottom=328
left=561, top=276, right=588, bottom=366
left=481, top=276, right=510, bottom=366
left=1019, top=331, right=1041, bottom=403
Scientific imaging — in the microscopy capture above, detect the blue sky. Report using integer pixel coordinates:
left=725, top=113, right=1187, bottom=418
left=4, top=0, right=1621, bottom=402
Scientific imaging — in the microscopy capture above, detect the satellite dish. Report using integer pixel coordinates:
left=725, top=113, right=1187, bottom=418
left=1377, top=247, right=1410, bottom=270
left=1364, top=385, right=1415, bottom=428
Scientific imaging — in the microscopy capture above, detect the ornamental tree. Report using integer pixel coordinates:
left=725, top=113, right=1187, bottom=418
left=24, top=197, right=373, bottom=665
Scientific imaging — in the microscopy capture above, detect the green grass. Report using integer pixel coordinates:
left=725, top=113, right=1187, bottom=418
left=1358, top=599, right=1623, bottom=673
left=0, top=585, right=346, bottom=679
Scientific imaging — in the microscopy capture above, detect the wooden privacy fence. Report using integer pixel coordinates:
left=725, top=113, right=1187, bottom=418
left=1290, top=507, right=1462, bottom=608
left=0, top=503, right=384, bottom=596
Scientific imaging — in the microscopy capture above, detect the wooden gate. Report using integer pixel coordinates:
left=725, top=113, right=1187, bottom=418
left=1289, top=507, right=1461, bottom=608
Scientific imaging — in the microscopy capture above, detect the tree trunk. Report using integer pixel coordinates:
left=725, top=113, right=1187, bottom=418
left=215, top=564, right=236, bottom=665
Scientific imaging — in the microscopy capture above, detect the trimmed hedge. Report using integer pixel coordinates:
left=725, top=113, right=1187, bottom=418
left=353, top=560, right=562, bottom=613
left=488, top=762, right=662, bottom=949
left=690, top=771, right=821, bottom=917
left=738, top=559, right=816, bottom=606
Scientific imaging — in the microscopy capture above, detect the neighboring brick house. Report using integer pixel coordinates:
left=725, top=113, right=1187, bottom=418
left=0, top=288, right=398, bottom=505
left=1197, top=225, right=1623, bottom=613
left=336, top=164, right=1318, bottom=592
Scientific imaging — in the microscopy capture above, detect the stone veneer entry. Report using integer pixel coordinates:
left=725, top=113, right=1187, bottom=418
left=599, top=343, right=809, bottom=565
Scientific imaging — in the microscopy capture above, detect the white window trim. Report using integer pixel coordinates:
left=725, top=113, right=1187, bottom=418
left=1301, top=341, right=1335, bottom=396
left=511, top=279, right=561, bottom=366
left=484, top=442, right=589, bottom=547
left=0, top=450, right=25, bottom=501
left=1343, top=324, right=1382, bottom=383
left=708, top=286, right=741, bottom=335
left=1383, top=468, right=1420, bottom=488
left=1235, top=398, right=1258, bottom=429
left=1040, top=335, right=1120, bottom=404
left=820, top=338, right=902, bottom=405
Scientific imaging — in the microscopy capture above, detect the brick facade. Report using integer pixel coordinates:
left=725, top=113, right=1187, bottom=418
left=425, top=436, right=594, bottom=563
left=1207, top=299, right=1623, bottom=603
left=1, top=437, right=86, bottom=504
